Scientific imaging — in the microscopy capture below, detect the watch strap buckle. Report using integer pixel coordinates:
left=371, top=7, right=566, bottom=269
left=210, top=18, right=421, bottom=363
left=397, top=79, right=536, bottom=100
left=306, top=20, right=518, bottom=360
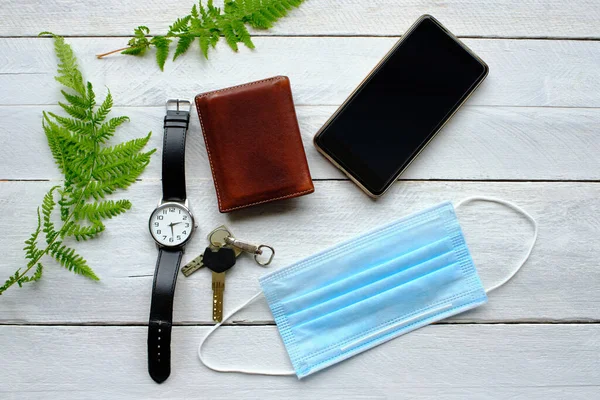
left=166, top=99, right=192, bottom=113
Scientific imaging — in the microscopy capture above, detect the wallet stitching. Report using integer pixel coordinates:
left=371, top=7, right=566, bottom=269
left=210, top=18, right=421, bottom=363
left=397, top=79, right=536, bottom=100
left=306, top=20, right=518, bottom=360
left=221, top=187, right=315, bottom=212
left=195, top=76, right=313, bottom=212
left=196, top=76, right=284, bottom=100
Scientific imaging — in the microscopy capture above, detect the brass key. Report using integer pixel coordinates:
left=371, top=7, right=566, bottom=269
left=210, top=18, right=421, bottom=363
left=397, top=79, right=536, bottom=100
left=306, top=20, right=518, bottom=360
left=181, top=253, right=205, bottom=277
left=211, top=271, right=226, bottom=322
left=203, top=246, right=237, bottom=322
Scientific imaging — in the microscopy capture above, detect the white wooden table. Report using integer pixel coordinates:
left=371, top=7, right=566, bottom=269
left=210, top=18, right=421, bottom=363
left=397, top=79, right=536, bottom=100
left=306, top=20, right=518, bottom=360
left=1, top=1, right=599, bottom=398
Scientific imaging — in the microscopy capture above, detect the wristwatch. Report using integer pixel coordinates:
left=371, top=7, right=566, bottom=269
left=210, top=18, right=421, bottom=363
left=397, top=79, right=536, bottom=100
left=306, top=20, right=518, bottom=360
left=147, top=99, right=195, bottom=383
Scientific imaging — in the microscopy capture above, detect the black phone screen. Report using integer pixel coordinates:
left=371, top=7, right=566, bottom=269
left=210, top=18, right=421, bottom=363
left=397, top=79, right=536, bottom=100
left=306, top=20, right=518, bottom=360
left=314, top=16, right=488, bottom=196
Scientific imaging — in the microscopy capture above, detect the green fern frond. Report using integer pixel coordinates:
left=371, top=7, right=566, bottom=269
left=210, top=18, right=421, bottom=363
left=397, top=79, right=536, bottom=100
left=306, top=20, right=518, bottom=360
left=191, top=3, right=200, bottom=18
left=233, top=20, right=254, bottom=49
left=123, top=26, right=151, bottom=56
left=1, top=263, right=44, bottom=290
left=93, top=90, right=112, bottom=124
left=48, top=242, right=99, bottom=280
left=83, top=174, right=139, bottom=200
left=62, top=220, right=105, bottom=241
left=86, top=82, right=96, bottom=109
left=17, top=264, right=43, bottom=287
left=134, top=25, right=150, bottom=38
left=23, top=208, right=43, bottom=262
left=208, top=0, right=221, bottom=17
left=1, top=271, right=21, bottom=293
left=0, top=35, right=155, bottom=295
left=44, top=111, right=94, bottom=152
left=74, top=200, right=132, bottom=221
left=43, top=113, right=69, bottom=175
left=173, top=34, right=195, bottom=60
left=199, top=35, right=210, bottom=58
left=198, top=1, right=210, bottom=21
left=170, top=16, right=192, bottom=33
left=61, top=90, right=90, bottom=109
left=51, top=34, right=85, bottom=95
left=221, top=22, right=239, bottom=52
left=58, top=187, right=75, bottom=221
left=92, top=152, right=153, bottom=181
left=97, top=0, right=304, bottom=69
left=97, top=132, right=153, bottom=163
left=48, top=112, right=93, bottom=136
left=96, top=116, right=130, bottom=143
left=121, top=46, right=147, bottom=56
left=59, top=100, right=88, bottom=120
left=151, top=36, right=172, bottom=71
left=42, top=187, right=59, bottom=244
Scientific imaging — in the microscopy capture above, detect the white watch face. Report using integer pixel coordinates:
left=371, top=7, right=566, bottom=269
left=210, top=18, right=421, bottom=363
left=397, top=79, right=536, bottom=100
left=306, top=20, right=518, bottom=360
left=149, top=203, right=194, bottom=247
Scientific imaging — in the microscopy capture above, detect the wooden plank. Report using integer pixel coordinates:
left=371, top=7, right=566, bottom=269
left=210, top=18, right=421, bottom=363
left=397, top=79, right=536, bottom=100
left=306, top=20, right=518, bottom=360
left=2, top=105, right=600, bottom=181
left=1, top=0, right=599, bottom=38
left=0, top=38, right=599, bottom=108
left=1, top=180, right=598, bottom=324
left=0, top=324, right=598, bottom=399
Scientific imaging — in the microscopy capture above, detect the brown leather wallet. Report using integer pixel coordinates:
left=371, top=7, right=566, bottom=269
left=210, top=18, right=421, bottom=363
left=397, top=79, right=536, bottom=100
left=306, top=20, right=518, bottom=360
left=195, top=76, right=314, bottom=212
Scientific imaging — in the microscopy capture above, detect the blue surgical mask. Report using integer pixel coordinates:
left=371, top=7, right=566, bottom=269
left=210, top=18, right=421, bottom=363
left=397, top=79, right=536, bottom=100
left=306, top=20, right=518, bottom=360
left=198, top=197, right=538, bottom=378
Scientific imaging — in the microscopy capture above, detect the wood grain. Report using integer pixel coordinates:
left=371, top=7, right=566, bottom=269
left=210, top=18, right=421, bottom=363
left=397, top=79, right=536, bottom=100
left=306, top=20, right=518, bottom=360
left=2, top=105, right=599, bottom=181
left=1, top=180, right=598, bottom=324
left=1, top=38, right=599, bottom=108
left=1, top=324, right=598, bottom=399
left=1, top=0, right=599, bottom=38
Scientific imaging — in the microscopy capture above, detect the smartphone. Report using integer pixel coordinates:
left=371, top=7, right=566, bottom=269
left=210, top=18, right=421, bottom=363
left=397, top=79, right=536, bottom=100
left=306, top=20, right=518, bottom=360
left=313, top=15, right=489, bottom=197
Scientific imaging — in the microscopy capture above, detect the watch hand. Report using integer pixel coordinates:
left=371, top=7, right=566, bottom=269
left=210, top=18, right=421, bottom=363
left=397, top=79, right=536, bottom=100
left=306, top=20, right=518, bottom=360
left=171, top=222, right=182, bottom=226
left=168, top=222, right=174, bottom=237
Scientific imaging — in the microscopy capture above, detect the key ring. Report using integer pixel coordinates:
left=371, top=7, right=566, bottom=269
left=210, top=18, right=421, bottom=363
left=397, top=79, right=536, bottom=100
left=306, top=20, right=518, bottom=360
left=254, top=245, right=275, bottom=266
left=208, top=226, right=233, bottom=248
left=208, top=225, right=275, bottom=266
left=224, top=237, right=275, bottom=266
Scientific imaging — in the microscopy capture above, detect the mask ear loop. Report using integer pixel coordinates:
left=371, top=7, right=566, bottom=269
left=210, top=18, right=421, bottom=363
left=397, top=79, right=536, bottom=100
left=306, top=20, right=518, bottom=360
left=197, top=290, right=296, bottom=376
left=455, top=196, right=538, bottom=294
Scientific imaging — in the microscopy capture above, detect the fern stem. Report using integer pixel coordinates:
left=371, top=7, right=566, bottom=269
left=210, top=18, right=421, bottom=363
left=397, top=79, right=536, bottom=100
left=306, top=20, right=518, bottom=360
left=96, top=47, right=130, bottom=59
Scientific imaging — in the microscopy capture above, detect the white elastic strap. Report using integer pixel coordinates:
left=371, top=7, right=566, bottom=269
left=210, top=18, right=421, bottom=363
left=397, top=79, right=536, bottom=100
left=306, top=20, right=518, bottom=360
left=455, top=196, right=538, bottom=294
left=197, top=290, right=296, bottom=376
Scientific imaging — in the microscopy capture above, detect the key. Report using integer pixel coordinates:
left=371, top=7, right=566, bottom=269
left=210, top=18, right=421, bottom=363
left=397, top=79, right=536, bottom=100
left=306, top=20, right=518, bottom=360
left=203, top=246, right=237, bottom=322
left=181, top=253, right=205, bottom=277
left=207, top=225, right=242, bottom=257
left=182, top=245, right=242, bottom=277
left=182, top=225, right=243, bottom=277
left=211, top=271, right=226, bottom=323
left=182, top=226, right=242, bottom=277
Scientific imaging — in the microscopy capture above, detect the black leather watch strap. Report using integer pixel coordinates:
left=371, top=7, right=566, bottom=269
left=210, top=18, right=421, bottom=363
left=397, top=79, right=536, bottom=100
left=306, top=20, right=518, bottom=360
left=162, top=106, right=190, bottom=202
left=148, top=100, right=191, bottom=384
left=148, top=248, right=183, bottom=383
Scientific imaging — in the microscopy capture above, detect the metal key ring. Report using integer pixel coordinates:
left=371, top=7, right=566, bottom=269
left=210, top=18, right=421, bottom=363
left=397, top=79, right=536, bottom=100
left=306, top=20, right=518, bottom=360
left=255, top=245, right=275, bottom=266
left=208, top=226, right=233, bottom=248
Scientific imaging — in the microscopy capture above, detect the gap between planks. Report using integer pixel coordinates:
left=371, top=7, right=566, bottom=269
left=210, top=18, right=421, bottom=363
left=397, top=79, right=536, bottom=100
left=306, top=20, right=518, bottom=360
left=1, top=35, right=600, bottom=41
left=3, top=179, right=600, bottom=183
left=0, top=321, right=598, bottom=327
left=0, top=104, right=599, bottom=109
